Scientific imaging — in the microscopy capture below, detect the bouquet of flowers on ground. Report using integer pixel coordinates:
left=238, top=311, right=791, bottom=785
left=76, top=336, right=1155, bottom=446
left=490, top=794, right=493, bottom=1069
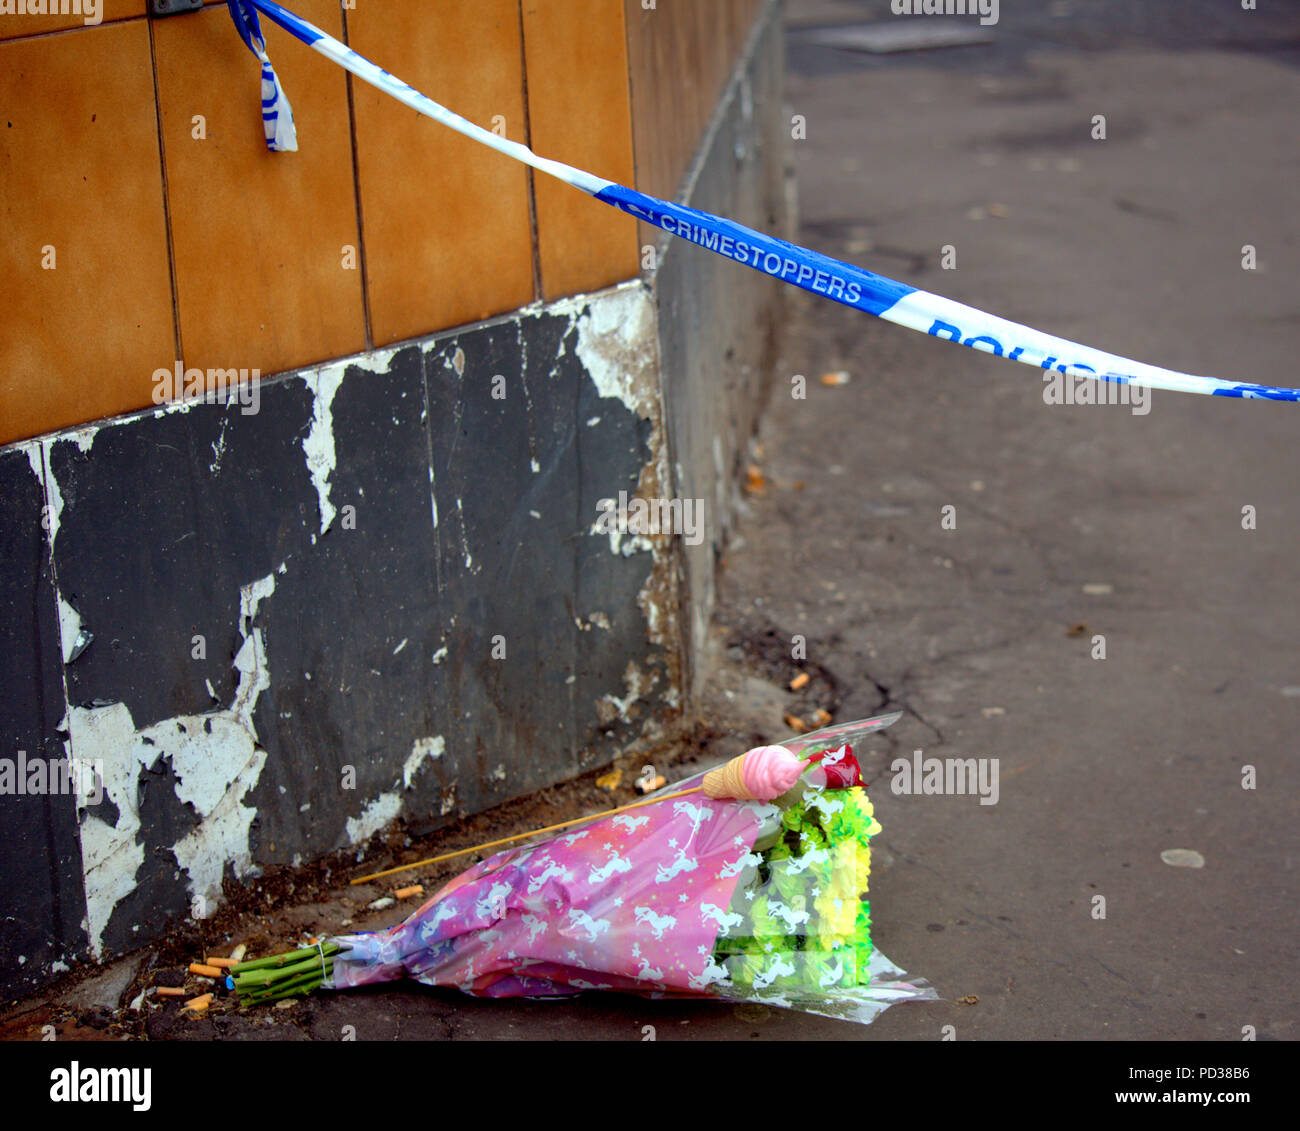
left=231, top=715, right=936, bottom=1025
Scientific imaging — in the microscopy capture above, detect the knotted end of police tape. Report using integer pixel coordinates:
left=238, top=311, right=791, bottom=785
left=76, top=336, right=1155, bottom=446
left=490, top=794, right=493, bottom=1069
left=228, top=0, right=298, bottom=153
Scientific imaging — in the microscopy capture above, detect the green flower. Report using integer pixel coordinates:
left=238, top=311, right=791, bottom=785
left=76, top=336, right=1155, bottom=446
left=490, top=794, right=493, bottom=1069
left=797, top=823, right=829, bottom=856
left=715, top=784, right=881, bottom=993
left=766, top=858, right=812, bottom=905
left=748, top=893, right=801, bottom=946
left=725, top=953, right=761, bottom=988
left=823, top=787, right=879, bottom=843
left=854, top=937, right=874, bottom=985
left=799, top=945, right=856, bottom=990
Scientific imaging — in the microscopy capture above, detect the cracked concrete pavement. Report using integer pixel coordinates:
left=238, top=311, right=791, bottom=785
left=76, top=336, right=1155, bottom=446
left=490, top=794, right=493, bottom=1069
left=705, top=0, right=1300, bottom=1039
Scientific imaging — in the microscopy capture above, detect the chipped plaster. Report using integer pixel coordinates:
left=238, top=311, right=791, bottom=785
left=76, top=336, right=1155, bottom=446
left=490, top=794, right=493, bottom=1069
left=69, top=572, right=277, bottom=957
left=563, top=284, right=682, bottom=732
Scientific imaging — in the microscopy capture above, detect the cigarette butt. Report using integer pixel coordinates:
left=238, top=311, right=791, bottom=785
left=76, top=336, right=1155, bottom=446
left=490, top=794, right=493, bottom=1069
left=188, top=963, right=223, bottom=978
left=229, top=944, right=247, bottom=963
left=394, top=885, right=424, bottom=900
left=156, top=987, right=186, bottom=998
left=205, top=957, right=236, bottom=969
left=635, top=774, right=667, bottom=795
left=783, top=714, right=807, bottom=733
left=183, top=993, right=212, bottom=1012
left=789, top=672, right=810, bottom=691
left=812, top=708, right=832, bottom=727
left=820, top=370, right=850, bottom=387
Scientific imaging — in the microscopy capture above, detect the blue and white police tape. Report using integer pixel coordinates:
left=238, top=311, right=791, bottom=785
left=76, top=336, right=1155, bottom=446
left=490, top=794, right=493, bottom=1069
left=227, top=0, right=297, bottom=152
left=227, top=0, right=1299, bottom=405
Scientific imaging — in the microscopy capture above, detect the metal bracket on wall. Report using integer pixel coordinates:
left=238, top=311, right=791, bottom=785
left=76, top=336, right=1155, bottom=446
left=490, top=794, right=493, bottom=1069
left=148, top=0, right=204, bottom=16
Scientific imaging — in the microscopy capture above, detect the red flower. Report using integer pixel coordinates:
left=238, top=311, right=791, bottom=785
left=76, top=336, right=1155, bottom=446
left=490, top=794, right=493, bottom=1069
left=806, top=744, right=865, bottom=789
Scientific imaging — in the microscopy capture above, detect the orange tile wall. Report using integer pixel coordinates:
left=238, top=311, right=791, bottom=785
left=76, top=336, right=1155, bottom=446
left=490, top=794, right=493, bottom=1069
left=0, top=0, right=762, bottom=446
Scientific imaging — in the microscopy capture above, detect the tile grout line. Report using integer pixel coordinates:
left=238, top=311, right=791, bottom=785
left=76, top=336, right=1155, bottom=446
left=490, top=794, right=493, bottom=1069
left=516, top=0, right=543, bottom=304
left=340, top=5, right=374, bottom=353
left=146, top=13, right=185, bottom=373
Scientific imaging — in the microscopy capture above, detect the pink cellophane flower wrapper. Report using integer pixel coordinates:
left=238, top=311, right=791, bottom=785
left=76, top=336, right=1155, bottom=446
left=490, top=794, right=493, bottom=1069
left=326, top=716, right=936, bottom=1025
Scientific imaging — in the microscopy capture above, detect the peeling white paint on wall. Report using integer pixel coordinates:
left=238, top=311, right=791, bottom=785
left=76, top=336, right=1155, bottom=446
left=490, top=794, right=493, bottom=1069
left=404, top=735, right=444, bottom=789
left=342, top=735, right=445, bottom=845
left=298, top=346, right=402, bottom=536
left=300, top=364, right=346, bottom=536
left=345, top=792, right=403, bottom=845
left=567, top=283, right=659, bottom=420
left=23, top=439, right=44, bottom=492
left=599, top=660, right=659, bottom=725
left=209, top=419, right=230, bottom=475
left=589, top=514, right=655, bottom=559
left=557, top=282, right=681, bottom=736
left=56, top=593, right=83, bottom=664
left=26, top=437, right=65, bottom=548
left=69, top=572, right=277, bottom=958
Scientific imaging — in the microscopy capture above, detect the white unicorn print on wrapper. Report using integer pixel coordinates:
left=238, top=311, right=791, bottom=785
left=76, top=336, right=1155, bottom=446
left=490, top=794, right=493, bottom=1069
left=699, top=903, right=744, bottom=936
left=767, top=899, right=811, bottom=932
left=672, top=800, right=714, bottom=824
left=566, top=908, right=611, bottom=942
left=415, top=899, right=462, bottom=941
left=472, top=881, right=514, bottom=922
left=633, top=906, right=677, bottom=939
left=587, top=851, right=632, bottom=885
left=802, top=790, right=844, bottom=819
left=568, top=977, right=613, bottom=991
left=610, top=814, right=649, bottom=833
left=635, top=956, right=665, bottom=982
left=818, top=958, right=844, bottom=988
left=786, top=847, right=830, bottom=875
left=689, top=953, right=731, bottom=990
left=525, top=861, right=573, bottom=896
left=717, top=851, right=762, bottom=879
left=520, top=913, right=548, bottom=944
left=655, top=849, right=698, bottom=883
left=753, top=956, right=798, bottom=991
